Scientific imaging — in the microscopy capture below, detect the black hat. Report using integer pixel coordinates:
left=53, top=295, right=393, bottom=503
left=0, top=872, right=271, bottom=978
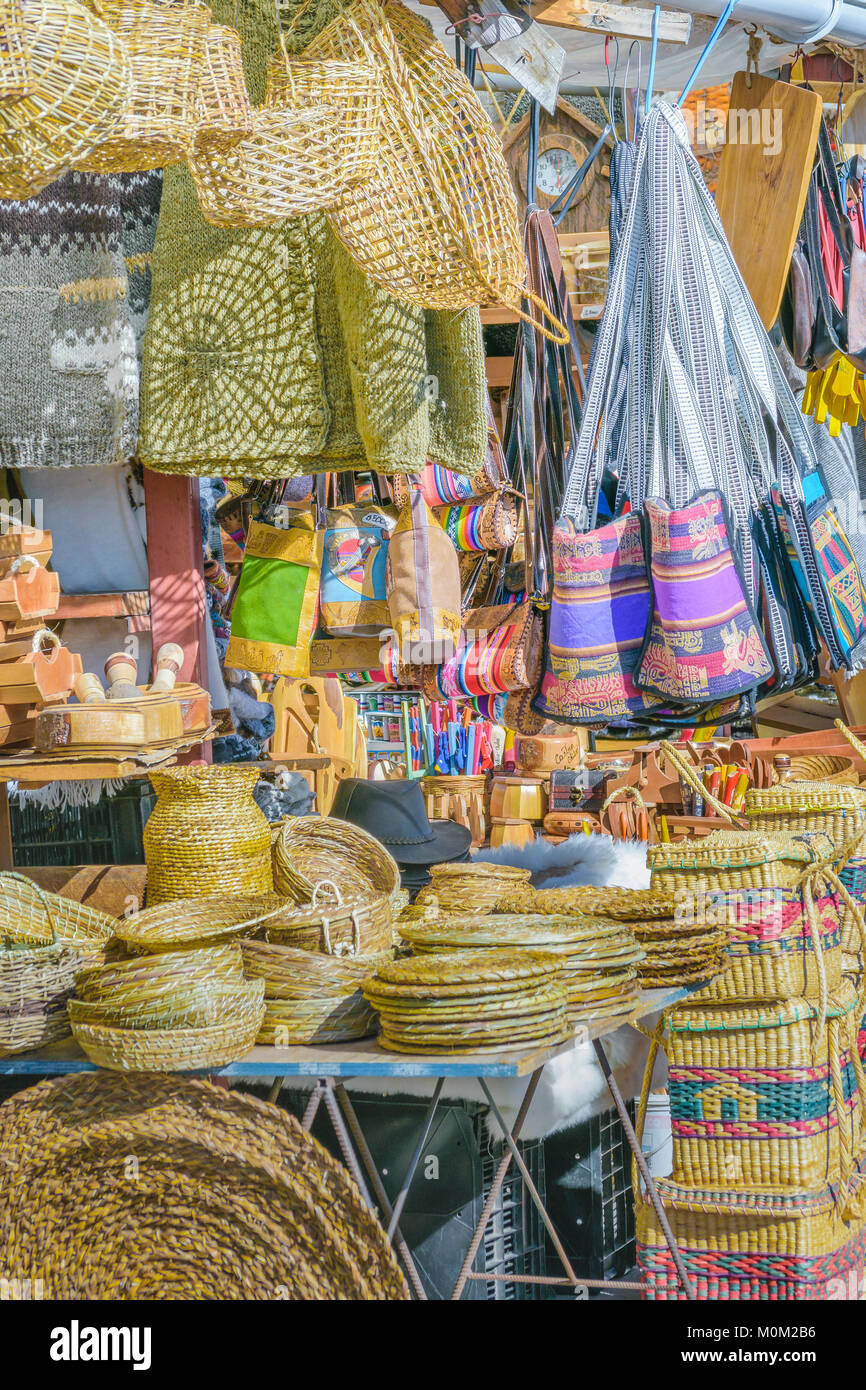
left=330, top=779, right=473, bottom=866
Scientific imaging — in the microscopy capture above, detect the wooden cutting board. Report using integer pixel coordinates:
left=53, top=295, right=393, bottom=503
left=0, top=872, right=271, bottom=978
left=716, top=72, right=822, bottom=329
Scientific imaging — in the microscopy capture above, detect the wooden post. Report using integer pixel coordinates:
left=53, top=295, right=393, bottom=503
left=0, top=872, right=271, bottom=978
left=143, top=470, right=211, bottom=762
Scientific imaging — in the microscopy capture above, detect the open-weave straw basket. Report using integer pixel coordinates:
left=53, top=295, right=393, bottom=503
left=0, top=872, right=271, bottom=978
left=264, top=42, right=382, bottom=190
left=0, top=1074, right=409, bottom=1298
left=191, top=22, right=253, bottom=151
left=303, top=0, right=560, bottom=338
left=72, top=1007, right=264, bottom=1071
left=637, top=1175, right=866, bottom=1300
left=786, top=753, right=858, bottom=784
left=144, top=764, right=273, bottom=905
left=273, top=815, right=400, bottom=907
left=76, top=0, right=211, bottom=172
left=0, top=0, right=31, bottom=103
left=0, top=941, right=76, bottom=1056
left=0, top=0, right=131, bottom=200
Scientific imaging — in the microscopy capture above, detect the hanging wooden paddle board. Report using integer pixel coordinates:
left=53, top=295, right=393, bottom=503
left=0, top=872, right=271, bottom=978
left=716, top=72, right=822, bottom=330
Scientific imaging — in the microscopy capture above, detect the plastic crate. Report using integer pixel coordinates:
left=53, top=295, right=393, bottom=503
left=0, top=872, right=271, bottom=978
left=10, top=781, right=156, bottom=867
left=542, top=1102, right=636, bottom=1282
left=268, top=1089, right=547, bottom=1300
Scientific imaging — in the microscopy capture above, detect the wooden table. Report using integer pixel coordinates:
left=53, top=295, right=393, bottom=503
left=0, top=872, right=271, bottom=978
left=0, top=987, right=696, bottom=1302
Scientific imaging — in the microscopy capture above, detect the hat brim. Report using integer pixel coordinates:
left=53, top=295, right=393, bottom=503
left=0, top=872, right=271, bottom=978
left=382, top=819, right=473, bottom=865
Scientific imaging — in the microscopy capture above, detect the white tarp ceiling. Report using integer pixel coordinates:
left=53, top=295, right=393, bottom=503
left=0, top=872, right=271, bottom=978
left=406, top=3, right=798, bottom=96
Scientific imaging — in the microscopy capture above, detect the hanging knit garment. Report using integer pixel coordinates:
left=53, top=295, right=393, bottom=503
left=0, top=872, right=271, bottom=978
left=118, top=171, right=163, bottom=366
left=0, top=171, right=138, bottom=469
left=542, top=102, right=865, bottom=726
left=138, top=0, right=486, bottom=479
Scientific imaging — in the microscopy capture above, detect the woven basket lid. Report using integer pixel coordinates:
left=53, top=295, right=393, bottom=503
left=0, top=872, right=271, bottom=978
left=647, top=829, right=817, bottom=873
left=745, top=781, right=866, bottom=814
left=402, top=913, right=624, bottom=948
left=669, top=977, right=857, bottom=1032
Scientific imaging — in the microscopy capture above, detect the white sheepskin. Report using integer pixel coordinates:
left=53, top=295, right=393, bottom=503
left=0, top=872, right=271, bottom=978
left=241, top=835, right=666, bottom=1139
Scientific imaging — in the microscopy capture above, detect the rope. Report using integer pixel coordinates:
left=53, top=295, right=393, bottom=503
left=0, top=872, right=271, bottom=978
left=659, top=741, right=744, bottom=824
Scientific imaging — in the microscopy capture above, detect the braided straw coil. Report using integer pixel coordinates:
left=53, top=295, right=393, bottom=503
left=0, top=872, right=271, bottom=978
left=0, top=0, right=131, bottom=200
left=0, top=1074, right=409, bottom=1298
left=76, top=0, right=211, bottom=172
left=304, top=0, right=562, bottom=340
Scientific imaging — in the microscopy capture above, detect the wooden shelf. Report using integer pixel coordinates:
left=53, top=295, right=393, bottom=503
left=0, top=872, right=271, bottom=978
left=55, top=590, right=151, bottom=632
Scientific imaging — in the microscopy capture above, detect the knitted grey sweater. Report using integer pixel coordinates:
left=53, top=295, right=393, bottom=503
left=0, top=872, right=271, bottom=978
left=0, top=171, right=138, bottom=468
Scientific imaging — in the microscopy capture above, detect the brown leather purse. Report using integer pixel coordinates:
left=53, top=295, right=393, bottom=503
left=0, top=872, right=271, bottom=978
left=420, top=599, right=543, bottom=700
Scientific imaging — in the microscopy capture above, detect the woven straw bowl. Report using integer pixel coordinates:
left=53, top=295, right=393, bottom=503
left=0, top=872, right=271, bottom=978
left=72, top=1006, right=265, bottom=1071
left=76, top=0, right=211, bottom=172
left=0, top=0, right=131, bottom=200
left=273, top=815, right=400, bottom=907
left=0, top=1074, right=409, bottom=1298
left=69, top=977, right=266, bottom=1031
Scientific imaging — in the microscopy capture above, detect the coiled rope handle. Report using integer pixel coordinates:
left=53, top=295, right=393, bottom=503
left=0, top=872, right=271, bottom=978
left=659, top=741, right=747, bottom=826
left=601, top=784, right=648, bottom=838
left=835, top=718, right=866, bottom=765
left=311, top=878, right=357, bottom=955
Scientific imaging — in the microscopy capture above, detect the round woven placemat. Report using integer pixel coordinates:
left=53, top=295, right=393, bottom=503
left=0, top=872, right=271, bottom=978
left=374, top=948, right=560, bottom=988
left=0, top=1073, right=409, bottom=1300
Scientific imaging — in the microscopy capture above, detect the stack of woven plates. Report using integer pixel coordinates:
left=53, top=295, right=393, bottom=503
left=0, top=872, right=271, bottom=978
left=399, top=913, right=643, bottom=1024
left=241, top=940, right=385, bottom=1044
left=546, top=887, right=727, bottom=989
left=364, top=949, right=569, bottom=1054
left=69, top=941, right=265, bottom=1071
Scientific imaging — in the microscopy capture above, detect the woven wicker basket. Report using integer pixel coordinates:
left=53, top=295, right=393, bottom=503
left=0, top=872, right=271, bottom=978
left=69, top=976, right=265, bottom=1031
left=786, top=754, right=858, bottom=785
left=0, top=0, right=31, bottom=103
left=254, top=892, right=393, bottom=957
left=745, top=780, right=866, bottom=843
left=647, top=830, right=817, bottom=893
left=0, top=942, right=76, bottom=1056
left=273, top=815, right=400, bottom=907
left=426, top=861, right=531, bottom=916
left=0, top=1074, right=409, bottom=1299
left=144, top=765, right=273, bottom=905
left=0, top=0, right=130, bottom=200
left=637, top=1175, right=866, bottom=1300
left=242, top=940, right=384, bottom=1044
left=191, top=22, right=254, bottom=152
left=75, top=941, right=244, bottom=1006
left=115, top=895, right=285, bottom=952
left=663, top=982, right=865, bottom=1190
left=303, top=0, right=559, bottom=337
left=76, top=0, right=211, bottom=172
left=0, top=871, right=115, bottom=952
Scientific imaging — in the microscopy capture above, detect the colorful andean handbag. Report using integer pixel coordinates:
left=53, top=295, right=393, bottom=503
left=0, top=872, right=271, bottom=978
left=635, top=491, right=773, bottom=705
left=422, top=597, right=542, bottom=701
left=385, top=489, right=461, bottom=666
left=225, top=505, right=322, bottom=678
left=319, top=479, right=397, bottom=637
left=435, top=490, right=519, bottom=551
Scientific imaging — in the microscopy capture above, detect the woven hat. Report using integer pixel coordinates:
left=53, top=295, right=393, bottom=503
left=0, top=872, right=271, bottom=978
left=0, top=1073, right=409, bottom=1299
left=331, top=778, right=472, bottom=866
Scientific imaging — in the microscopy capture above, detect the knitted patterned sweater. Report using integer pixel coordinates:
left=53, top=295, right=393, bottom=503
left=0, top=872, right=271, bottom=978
left=139, top=0, right=486, bottom=479
left=0, top=171, right=138, bottom=469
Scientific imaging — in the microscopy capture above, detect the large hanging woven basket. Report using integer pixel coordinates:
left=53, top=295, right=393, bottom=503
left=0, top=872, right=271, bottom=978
left=191, top=21, right=254, bottom=152
left=303, top=0, right=557, bottom=336
left=76, top=0, right=211, bottom=173
left=0, top=0, right=32, bottom=103
left=143, top=765, right=273, bottom=905
left=188, top=102, right=342, bottom=226
left=0, top=1074, right=410, bottom=1299
left=0, top=0, right=131, bottom=200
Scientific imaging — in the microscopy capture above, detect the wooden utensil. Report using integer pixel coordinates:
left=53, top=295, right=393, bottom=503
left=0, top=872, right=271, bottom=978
left=716, top=72, right=822, bottom=328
